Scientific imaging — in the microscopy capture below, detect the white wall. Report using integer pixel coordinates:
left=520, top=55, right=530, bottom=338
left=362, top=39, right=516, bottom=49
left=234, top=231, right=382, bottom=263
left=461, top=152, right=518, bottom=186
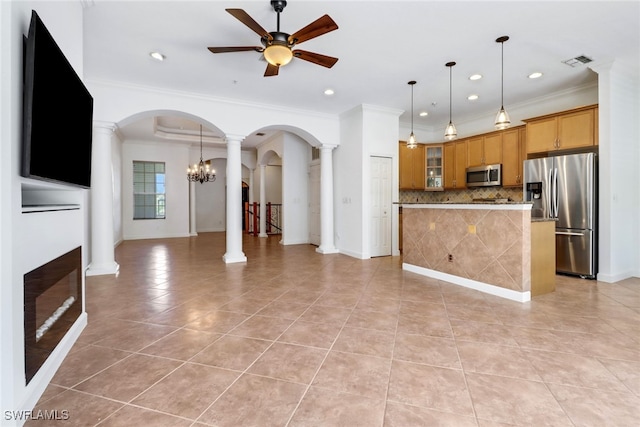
left=256, top=132, right=310, bottom=244
left=592, top=61, right=640, bottom=281
left=281, top=133, right=311, bottom=245
left=361, top=105, right=402, bottom=258
left=335, top=107, right=364, bottom=258
left=195, top=157, right=226, bottom=232
left=336, top=105, right=402, bottom=259
left=122, top=140, right=192, bottom=240
left=1, top=2, right=87, bottom=423
left=254, top=164, right=283, bottom=205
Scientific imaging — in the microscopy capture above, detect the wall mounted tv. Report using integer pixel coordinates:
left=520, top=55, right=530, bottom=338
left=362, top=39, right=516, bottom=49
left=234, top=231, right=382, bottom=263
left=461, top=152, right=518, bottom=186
left=22, top=10, right=93, bottom=189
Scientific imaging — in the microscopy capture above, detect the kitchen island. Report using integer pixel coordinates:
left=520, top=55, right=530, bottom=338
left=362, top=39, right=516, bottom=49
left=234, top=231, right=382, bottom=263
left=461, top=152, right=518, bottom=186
left=401, top=202, right=555, bottom=302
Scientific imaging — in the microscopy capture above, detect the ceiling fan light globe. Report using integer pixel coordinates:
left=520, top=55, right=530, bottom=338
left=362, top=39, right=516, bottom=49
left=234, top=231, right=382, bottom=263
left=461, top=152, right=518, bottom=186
left=494, top=106, right=511, bottom=130
left=264, top=44, right=293, bottom=66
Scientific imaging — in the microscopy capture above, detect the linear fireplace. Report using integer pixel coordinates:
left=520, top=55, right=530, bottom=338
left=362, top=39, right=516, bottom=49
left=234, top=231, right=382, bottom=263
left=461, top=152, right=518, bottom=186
left=24, top=247, right=82, bottom=384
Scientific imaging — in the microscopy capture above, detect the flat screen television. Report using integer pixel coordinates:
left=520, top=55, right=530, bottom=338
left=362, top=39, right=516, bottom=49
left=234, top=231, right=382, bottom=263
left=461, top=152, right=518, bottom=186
left=22, top=10, right=93, bottom=189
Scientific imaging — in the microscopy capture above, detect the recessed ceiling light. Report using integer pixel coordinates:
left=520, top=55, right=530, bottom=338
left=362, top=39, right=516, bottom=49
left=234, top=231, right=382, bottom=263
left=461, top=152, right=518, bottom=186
left=324, top=88, right=334, bottom=96
left=469, top=74, right=482, bottom=81
left=149, top=51, right=165, bottom=61
left=467, top=94, right=479, bottom=101
left=419, top=111, right=428, bottom=117
left=528, top=72, right=543, bottom=79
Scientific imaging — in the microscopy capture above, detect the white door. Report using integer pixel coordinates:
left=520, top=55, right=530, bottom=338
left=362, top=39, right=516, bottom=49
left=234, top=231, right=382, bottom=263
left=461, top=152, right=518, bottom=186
left=370, top=156, right=392, bottom=257
left=308, top=162, right=321, bottom=246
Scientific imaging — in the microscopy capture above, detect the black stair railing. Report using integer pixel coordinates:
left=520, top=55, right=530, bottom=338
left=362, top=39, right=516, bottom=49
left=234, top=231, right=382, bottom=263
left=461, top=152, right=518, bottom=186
left=244, top=202, right=282, bottom=235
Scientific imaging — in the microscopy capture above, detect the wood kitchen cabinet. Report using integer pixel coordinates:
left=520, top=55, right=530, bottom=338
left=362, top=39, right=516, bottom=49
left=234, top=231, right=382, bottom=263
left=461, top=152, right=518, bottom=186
left=399, top=141, right=425, bottom=190
left=530, top=220, right=556, bottom=296
left=524, top=105, right=597, bottom=154
left=501, top=125, right=526, bottom=187
left=467, top=132, right=502, bottom=167
left=444, top=139, right=467, bottom=189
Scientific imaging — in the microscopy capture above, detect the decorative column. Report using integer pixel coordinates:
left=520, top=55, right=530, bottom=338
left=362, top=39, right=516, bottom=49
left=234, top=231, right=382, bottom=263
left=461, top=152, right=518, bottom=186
left=249, top=168, right=255, bottom=234
left=249, top=168, right=255, bottom=205
left=259, top=164, right=268, bottom=238
left=86, top=121, right=119, bottom=276
left=223, top=134, right=247, bottom=263
left=316, top=144, right=339, bottom=254
left=189, top=181, right=197, bottom=236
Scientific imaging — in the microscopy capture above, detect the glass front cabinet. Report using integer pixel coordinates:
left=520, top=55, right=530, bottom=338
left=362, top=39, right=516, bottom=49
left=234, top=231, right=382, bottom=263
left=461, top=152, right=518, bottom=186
left=425, top=144, right=443, bottom=191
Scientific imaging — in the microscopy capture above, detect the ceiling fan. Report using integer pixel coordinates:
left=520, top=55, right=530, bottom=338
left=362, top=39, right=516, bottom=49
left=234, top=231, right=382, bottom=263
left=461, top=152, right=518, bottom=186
left=208, top=0, right=339, bottom=77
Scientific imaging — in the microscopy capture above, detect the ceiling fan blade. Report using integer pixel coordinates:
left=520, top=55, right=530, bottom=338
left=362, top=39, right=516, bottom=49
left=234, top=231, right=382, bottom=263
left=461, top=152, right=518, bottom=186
left=288, top=15, right=338, bottom=45
left=293, top=50, right=339, bottom=68
left=226, top=9, right=272, bottom=40
left=264, top=63, right=279, bottom=77
left=208, top=46, right=263, bottom=54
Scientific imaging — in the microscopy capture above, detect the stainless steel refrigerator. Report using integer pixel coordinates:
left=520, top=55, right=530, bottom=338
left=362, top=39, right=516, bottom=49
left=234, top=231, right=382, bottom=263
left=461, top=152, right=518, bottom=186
left=523, top=153, right=597, bottom=278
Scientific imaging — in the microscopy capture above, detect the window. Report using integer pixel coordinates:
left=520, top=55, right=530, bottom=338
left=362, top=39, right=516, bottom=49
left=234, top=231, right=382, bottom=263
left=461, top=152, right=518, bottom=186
left=133, top=161, right=166, bottom=219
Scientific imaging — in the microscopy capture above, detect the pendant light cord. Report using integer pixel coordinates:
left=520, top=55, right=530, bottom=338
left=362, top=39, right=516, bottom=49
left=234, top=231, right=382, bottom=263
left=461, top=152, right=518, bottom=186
left=411, top=84, right=414, bottom=133
left=199, top=125, right=204, bottom=162
left=500, top=40, right=504, bottom=108
left=449, top=65, right=453, bottom=121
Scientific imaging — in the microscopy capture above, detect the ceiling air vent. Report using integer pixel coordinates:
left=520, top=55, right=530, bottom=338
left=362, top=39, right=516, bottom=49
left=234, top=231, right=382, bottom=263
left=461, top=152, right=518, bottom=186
left=562, top=55, right=593, bottom=67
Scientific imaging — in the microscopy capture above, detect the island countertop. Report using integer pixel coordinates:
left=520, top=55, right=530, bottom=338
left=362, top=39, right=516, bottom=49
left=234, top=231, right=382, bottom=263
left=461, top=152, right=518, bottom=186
left=399, top=202, right=533, bottom=210
left=398, top=202, right=558, bottom=223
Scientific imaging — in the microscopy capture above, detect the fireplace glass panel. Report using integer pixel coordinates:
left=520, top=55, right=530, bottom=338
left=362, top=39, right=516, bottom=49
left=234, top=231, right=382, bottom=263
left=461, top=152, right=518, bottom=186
left=24, top=247, right=82, bottom=384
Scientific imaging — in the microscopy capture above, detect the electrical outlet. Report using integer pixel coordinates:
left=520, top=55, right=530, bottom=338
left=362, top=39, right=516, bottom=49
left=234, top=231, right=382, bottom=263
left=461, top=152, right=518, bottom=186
left=448, top=254, right=453, bottom=262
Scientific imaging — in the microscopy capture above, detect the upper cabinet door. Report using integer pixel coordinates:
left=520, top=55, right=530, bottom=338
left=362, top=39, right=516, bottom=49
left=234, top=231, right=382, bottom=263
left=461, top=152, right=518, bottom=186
left=399, top=142, right=425, bottom=190
left=501, top=126, right=525, bottom=187
left=557, top=108, right=594, bottom=150
left=525, top=105, right=597, bottom=154
left=466, top=133, right=502, bottom=166
left=483, top=133, right=503, bottom=165
left=466, top=136, right=484, bottom=167
left=526, top=116, right=558, bottom=153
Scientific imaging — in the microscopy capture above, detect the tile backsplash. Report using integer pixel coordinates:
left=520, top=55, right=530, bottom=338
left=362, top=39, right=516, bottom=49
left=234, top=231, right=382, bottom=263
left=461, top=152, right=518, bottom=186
left=400, top=187, right=524, bottom=204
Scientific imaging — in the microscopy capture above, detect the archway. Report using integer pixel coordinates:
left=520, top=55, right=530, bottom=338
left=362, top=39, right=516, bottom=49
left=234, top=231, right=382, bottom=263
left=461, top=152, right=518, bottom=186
left=115, top=111, right=230, bottom=242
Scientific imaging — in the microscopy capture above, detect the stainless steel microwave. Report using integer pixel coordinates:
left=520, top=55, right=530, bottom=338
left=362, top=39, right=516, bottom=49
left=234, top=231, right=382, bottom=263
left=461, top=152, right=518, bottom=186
left=466, top=164, right=502, bottom=187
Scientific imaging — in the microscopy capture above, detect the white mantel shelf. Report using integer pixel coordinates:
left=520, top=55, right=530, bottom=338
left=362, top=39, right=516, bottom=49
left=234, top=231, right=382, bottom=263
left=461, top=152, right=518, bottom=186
left=22, top=204, right=81, bottom=213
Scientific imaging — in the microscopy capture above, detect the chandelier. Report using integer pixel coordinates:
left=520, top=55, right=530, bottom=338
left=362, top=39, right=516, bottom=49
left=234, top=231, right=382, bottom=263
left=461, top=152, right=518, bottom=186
left=187, top=125, right=216, bottom=184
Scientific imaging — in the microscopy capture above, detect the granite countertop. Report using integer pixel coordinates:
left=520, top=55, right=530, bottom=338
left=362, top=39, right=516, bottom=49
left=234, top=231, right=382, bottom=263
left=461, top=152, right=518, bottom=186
left=397, top=200, right=532, bottom=205
left=531, top=217, right=558, bottom=222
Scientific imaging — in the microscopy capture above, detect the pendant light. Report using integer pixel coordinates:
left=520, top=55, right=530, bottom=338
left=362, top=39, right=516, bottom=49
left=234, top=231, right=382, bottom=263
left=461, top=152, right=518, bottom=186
left=494, top=35, right=511, bottom=130
left=407, top=80, right=418, bottom=149
left=187, top=125, right=216, bottom=184
left=444, top=61, right=457, bottom=140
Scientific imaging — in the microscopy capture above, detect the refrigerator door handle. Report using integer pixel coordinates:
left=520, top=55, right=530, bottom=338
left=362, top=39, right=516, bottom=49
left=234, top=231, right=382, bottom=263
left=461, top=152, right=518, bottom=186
left=556, top=231, right=585, bottom=236
left=553, top=167, right=559, bottom=218
left=546, top=168, right=552, bottom=218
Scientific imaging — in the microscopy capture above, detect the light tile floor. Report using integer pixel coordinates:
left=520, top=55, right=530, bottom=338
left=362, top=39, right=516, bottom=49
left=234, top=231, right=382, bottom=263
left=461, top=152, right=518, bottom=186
left=28, top=233, right=640, bottom=426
